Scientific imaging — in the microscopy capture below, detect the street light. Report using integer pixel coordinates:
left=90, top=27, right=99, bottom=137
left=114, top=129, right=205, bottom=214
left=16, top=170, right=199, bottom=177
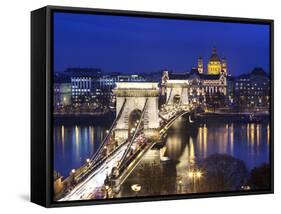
left=188, top=169, right=203, bottom=193
left=195, top=171, right=202, bottom=179
left=131, top=184, right=141, bottom=197
left=70, top=169, right=77, bottom=186
left=188, top=171, right=194, bottom=178
left=178, top=179, right=183, bottom=193
left=105, top=185, right=110, bottom=198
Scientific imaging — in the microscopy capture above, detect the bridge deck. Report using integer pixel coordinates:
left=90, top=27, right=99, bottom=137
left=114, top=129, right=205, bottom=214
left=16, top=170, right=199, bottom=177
left=59, top=141, right=129, bottom=201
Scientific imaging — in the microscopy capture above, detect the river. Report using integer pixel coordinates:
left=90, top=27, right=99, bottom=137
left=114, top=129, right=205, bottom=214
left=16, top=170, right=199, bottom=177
left=53, top=116, right=270, bottom=196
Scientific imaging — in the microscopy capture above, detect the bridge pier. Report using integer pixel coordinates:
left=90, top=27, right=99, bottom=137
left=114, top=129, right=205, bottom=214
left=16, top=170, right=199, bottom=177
left=114, top=129, right=128, bottom=143
left=143, top=128, right=159, bottom=140
left=166, top=81, right=189, bottom=105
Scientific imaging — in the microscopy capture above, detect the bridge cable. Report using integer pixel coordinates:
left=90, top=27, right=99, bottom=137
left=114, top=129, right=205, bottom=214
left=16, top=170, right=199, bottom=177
left=161, top=111, right=188, bottom=137
left=91, top=98, right=127, bottom=163
left=118, top=98, right=149, bottom=168
left=167, top=88, right=173, bottom=104
left=179, top=87, right=184, bottom=105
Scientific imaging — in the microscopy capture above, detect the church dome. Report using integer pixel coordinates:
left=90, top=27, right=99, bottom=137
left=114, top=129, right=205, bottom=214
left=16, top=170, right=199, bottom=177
left=209, top=47, right=220, bottom=62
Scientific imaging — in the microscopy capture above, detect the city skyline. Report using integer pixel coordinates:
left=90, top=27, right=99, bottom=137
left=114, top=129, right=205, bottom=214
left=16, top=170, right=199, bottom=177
left=54, top=12, right=270, bottom=76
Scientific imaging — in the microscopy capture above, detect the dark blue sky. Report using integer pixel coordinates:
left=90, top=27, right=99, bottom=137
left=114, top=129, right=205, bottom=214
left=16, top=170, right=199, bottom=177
left=53, top=12, right=270, bottom=76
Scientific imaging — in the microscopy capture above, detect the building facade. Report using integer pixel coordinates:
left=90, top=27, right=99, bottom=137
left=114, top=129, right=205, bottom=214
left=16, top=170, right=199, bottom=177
left=65, top=68, right=102, bottom=105
left=98, top=74, right=146, bottom=108
left=234, top=68, right=269, bottom=109
left=163, top=47, right=228, bottom=106
left=53, top=73, right=71, bottom=111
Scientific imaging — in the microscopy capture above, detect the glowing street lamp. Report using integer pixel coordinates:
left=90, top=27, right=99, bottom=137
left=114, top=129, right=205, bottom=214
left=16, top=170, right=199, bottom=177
left=131, top=184, right=141, bottom=196
left=196, top=171, right=202, bottom=179
left=178, top=179, right=183, bottom=193
left=104, top=185, right=110, bottom=198
left=70, top=169, right=77, bottom=185
left=188, top=169, right=203, bottom=192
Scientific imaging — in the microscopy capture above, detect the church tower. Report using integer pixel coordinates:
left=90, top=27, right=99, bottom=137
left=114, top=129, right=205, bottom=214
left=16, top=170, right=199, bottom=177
left=207, top=46, right=222, bottom=75
left=197, top=56, right=203, bottom=73
left=161, top=70, right=169, bottom=96
left=221, top=57, right=227, bottom=75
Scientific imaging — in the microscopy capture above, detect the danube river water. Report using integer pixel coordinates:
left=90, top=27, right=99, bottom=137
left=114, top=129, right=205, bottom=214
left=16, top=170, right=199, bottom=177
left=54, top=117, right=270, bottom=194
left=54, top=124, right=109, bottom=177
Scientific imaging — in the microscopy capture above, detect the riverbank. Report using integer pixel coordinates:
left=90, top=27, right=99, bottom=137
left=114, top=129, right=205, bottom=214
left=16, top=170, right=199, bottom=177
left=196, top=111, right=270, bottom=123
left=53, top=111, right=115, bottom=125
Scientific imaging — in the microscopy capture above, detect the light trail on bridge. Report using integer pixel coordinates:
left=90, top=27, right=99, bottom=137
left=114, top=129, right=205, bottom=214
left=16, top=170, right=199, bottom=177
left=59, top=141, right=129, bottom=201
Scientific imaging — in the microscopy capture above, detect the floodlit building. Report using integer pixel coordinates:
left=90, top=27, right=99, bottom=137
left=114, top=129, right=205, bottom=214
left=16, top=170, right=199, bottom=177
left=65, top=68, right=102, bottom=105
left=207, top=46, right=227, bottom=75
left=53, top=73, right=72, bottom=110
left=163, top=47, right=228, bottom=106
left=234, top=68, right=269, bottom=108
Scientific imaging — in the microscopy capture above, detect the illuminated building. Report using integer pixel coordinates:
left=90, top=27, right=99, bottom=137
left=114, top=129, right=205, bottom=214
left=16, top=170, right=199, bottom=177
left=54, top=83, right=72, bottom=106
left=234, top=68, right=269, bottom=108
left=53, top=73, right=71, bottom=110
left=65, top=68, right=102, bottom=105
left=98, top=74, right=146, bottom=108
left=197, top=56, right=203, bottom=73
left=227, top=76, right=235, bottom=104
left=206, top=46, right=227, bottom=75
left=163, top=47, right=228, bottom=106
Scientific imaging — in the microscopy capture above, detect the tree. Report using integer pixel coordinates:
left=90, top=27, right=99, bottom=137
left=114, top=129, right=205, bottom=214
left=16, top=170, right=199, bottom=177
left=137, top=162, right=177, bottom=195
left=121, top=162, right=177, bottom=197
left=248, top=163, right=270, bottom=190
left=199, top=154, right=248, bottom=192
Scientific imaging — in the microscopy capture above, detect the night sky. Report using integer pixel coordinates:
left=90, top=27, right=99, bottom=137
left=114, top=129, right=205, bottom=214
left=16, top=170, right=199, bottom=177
left=53, top=12, right=270, bottom=76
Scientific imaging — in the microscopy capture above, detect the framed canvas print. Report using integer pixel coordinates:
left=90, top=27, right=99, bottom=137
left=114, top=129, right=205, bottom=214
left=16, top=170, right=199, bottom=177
left=31, top=5, right=274, bottom=207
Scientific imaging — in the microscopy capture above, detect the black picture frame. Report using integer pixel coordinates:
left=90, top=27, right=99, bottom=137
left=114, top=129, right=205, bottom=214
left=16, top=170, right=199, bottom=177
left=31, top=5, right=274, bottom=208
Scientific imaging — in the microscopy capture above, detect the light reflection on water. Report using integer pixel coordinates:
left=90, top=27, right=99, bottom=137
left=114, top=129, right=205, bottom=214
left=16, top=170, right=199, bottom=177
left=119, top=119, right=270, bottom=197
left=54, top=125, right=107, bottom=177
left=164, top=121, right=270, bottom=169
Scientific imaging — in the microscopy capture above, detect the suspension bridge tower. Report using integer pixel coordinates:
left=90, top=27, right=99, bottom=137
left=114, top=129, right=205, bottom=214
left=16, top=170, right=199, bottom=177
left=112, top=82, right=160, bottom=142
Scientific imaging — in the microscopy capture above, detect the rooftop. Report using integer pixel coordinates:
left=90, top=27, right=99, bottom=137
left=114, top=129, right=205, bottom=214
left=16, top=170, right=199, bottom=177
left=169, top=68, right=221, bottom=81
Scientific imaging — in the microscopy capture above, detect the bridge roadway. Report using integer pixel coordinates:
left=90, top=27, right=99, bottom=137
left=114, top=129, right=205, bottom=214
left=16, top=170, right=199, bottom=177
left=59, top=106, right=191, bottom=201
left=59, top=140, right=129, bottom=201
